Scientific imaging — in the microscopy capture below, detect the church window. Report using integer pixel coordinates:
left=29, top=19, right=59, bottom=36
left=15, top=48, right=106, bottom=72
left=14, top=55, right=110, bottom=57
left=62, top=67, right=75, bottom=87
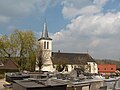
left=47, top=42, right=49, bottom=49
left=44, top=41, right=46, bottom=49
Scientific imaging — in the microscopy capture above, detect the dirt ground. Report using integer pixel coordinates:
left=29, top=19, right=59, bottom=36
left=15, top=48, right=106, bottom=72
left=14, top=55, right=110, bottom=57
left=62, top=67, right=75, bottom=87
left=0, top=79, right=5, bottom=90
left=0, top=79, right=12, bottom=90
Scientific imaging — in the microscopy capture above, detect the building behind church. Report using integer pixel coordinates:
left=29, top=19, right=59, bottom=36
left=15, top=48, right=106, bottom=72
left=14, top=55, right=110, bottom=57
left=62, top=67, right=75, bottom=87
left=36, top=19, right=98, bottom=74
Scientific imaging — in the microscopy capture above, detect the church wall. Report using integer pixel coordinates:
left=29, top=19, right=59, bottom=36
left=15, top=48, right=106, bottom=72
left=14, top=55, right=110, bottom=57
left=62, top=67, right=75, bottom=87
left=54, top=64, right=93, bottom=73
left=37, top=39, right=54, bottom=72
left=39, top=39, right=52, bottom=51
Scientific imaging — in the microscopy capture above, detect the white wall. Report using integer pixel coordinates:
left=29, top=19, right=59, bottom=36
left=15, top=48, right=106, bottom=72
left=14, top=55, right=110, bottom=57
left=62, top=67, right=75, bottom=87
left=87, top=62, right=98, bottom=74
left=36, top=39, right=54, bottom=72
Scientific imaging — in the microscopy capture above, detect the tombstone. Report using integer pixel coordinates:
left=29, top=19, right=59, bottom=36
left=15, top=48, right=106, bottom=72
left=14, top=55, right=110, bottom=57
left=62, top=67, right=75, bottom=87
left=13, top=79, right=67, bottom=90
left=114, top=79, right=120, bottom=90
left=69, top=70, right=77, bottom=78
left=79, top=74, right=86, bottom=80
left=53, top=70, right=59, bottom=75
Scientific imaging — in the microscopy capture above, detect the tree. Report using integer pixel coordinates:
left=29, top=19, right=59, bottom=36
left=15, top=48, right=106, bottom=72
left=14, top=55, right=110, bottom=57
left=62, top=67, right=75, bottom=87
left=50, top=56, right=68, bottom=72
left=11, top=30, right=37, bottom=71
left=36, top=45, right=52, bottom=72
left=36, top=45, right=43, bottom=72
left=0, top=30, right=42, bottom=72
left=56, top=64, right=65, bottom=72
left=0, top=35, right=17, bottom=57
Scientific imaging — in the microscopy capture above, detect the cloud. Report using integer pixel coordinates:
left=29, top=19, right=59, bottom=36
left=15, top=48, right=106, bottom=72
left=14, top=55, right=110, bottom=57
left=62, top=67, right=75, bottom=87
left=0, top=0, right=59, bottom=23
left=61, top=0, right=108, bottom=19
left=0, top=0, right=35, bottom=17
left=52, top=12, right=120, bottom=59
left=35, top=0, right=60, bottom=13
left=80, top=5, right=101, bottom=15
left=0, top=33, right=2, bottom=36
left=0, top=15, right=10, bottom=23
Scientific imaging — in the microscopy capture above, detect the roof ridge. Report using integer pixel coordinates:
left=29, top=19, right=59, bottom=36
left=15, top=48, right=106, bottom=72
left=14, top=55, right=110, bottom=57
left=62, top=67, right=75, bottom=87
left=53, top=52, right=88, bottom=55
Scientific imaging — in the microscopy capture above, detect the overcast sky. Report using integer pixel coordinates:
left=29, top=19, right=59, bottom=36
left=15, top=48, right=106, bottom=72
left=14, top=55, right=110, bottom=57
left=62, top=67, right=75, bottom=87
left=0, top=0, right=120, bottom=60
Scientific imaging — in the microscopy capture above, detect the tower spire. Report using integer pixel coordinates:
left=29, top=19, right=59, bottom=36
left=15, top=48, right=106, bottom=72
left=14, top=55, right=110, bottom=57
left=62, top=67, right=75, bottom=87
left=41, top=17, right=49, bottom=38
left=38, top=18, right=52, bottom=41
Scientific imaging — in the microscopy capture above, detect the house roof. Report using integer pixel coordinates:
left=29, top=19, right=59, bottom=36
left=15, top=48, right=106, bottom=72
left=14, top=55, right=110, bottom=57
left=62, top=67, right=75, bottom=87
left=51, top=52, right=95, bottom=65
left=0, top=60, right=4, bottom=66
left=0, top=58, right=18, bottom=70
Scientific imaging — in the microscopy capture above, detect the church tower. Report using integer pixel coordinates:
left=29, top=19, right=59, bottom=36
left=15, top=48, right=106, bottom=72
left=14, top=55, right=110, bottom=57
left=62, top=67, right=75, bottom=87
left=38, top=18, right=54, bottom=72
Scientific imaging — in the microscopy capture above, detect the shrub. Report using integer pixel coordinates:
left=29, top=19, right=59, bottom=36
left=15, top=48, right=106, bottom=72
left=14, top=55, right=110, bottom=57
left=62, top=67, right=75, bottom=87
left=0, top=74, right=4, bottom=79
left=105, top=75, right=109, bottom=79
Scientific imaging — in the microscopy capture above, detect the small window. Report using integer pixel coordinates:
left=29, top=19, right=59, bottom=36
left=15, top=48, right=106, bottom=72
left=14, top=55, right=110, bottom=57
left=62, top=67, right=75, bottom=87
left=47, top=42, right=49, bottom=49
left=44, top=41, right=46, bottom=49
left=98, top=68, right=100, bottom=70
left=104, top=68, right=106, bottom=70
left=111, top=68, right=113, bottom=70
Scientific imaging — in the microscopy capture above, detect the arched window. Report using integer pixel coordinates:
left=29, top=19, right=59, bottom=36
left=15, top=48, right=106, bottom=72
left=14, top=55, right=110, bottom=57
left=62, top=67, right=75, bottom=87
left=44, top=41, right=46, bottom=49
left=47, top=42, right=49, bottom=49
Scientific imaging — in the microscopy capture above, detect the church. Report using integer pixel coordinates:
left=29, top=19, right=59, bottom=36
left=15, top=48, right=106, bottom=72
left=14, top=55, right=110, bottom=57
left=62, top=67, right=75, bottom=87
left=36, top=19, right=98, bottom=74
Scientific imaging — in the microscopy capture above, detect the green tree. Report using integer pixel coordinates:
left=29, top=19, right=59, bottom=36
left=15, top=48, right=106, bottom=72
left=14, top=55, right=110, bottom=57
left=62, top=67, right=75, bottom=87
left=0, top=35, right=17, bottom=57
left=6, top=30, right=37, bottom=71
left=0, top=30, right=42, bottom=72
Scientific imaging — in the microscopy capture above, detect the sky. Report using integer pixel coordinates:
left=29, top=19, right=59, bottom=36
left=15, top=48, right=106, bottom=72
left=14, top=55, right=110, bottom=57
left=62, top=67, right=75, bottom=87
left=0, top=0, right=120, bottom=60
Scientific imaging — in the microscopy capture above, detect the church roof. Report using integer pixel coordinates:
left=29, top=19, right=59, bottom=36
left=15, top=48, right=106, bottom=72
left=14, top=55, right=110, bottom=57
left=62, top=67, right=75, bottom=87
left=51, top=52, right=95, bottom=65
left=38, top=18, right=52, bottom=41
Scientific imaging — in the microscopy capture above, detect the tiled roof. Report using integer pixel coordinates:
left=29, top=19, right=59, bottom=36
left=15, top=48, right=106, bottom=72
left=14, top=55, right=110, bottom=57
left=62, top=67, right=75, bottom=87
left=52, top=52, right=95, bottom=65
left=0, top=58, right=18, bottom=70
left=0, top=60, right=4, bottom=66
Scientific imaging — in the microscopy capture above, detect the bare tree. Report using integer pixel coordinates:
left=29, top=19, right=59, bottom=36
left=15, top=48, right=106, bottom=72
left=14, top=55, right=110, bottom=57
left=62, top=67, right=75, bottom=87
left=36, top=45, right=53, bottom=72
left=36, top=46, right=43, bottom=72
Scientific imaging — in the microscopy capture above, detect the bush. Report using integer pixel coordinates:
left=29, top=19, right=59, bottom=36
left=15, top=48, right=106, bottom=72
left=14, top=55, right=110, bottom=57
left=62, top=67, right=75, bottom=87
left=0, top=74, right=4, bottom=79
left=116, top=72, right=120, bottom=77
left=105, top=75, right=109, bottom=79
